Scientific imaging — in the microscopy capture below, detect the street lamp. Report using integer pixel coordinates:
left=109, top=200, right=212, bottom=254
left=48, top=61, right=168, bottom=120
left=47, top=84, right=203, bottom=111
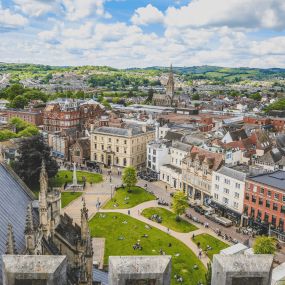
left=110, top=184, right=114, bottom=200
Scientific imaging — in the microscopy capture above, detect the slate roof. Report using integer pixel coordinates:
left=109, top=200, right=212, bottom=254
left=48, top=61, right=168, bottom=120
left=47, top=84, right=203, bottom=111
left=164, top=131, right=184, bottom=141
left=0, top=163, right=35, bottom=284
left=217, top=166, right=246, bottom=182
left=93, top=268, right=108, bottom=285
left=229, top=129, right=248, bottom=141
left=248, top=170, right=285, bottom=191
left=171, top=141, right=192, bottom=153
left=94, top=126, right=146, bottom=137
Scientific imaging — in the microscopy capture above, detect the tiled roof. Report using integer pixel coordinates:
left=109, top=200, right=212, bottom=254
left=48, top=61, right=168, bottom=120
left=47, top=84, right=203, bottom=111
left=188, top=146, right=224, bottom=171
left=0, top=163, right=35, bottom=283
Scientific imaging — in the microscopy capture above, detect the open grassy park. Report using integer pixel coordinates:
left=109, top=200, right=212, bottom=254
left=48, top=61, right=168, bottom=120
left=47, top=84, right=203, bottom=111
left=89, top=212, right=206, bottom=285
left=103, top=186, right=156, bottom=209
left=61, top=192, right=83, bottom=208
left=192, top=233, right=229, bottom=260
left=142, top=207, right=198, bottom=233
left=50, top=170, right=103, bottom=187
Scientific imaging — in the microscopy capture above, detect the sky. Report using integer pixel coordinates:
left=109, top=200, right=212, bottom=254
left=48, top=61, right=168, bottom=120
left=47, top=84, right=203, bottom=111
left=0, top=0, right=285, bottom=68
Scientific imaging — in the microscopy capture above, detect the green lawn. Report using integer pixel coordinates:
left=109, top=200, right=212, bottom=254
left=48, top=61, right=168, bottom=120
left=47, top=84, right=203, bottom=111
left=61, top=192, right=83, bottom=208
left=50, top=170, right=103, bottom=187
left=89, top=212, right=206, bottom=285
left=103, top=186, right=156, bottom=209
left=192, top=233, right=229, bottom=260
left=142, top=207, right=198, bottom=233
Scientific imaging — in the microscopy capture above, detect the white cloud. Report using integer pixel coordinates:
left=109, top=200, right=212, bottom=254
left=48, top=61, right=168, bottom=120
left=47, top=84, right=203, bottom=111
left=0, top=3, right=28, bottom=28
left=131, top=4, right=164, bottom=26
left=13, top=0, right=59, bottom=17
left=62, top=0, right=110, bottom=21
left=165, top=0, right=285, bottom=30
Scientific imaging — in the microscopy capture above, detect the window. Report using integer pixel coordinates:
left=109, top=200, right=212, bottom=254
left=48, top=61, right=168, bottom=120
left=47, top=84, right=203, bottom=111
left=94, top=144, right=97, bottom=149
left=260, top=187, right=264, bottom=195
left=224, top=178, right=230, bottom=185
left=264, top=213, right=269, bottom=222
left=214, top=193, right=219, bottom=200
left=234, top=192, right=239, bottom=199
left=281, top=205, right=285, bottom=214
left=124, top=148, right=127, bottom=154
left=116, top=147, right=119, bottom=152
left=94, top=136, right=97, bottom=140
left=267, top=190, right=271, bottom=197
left=283, top=195, right=285, bottom=203
left=266, top=200, right=271, bottom=208
left=274, top=193, right=279, bottom=200
left=273, top=203, right=278, bottom=211
left=123, top=158, right=127, bottom=166
left=235, top=183, right=240, bottom=189
left=124, top=140, right=127, bottom=145
left=223, top=197, right=229, bottom=204
left=94, top=154, right=97, bottom=160
left=257, top=210, right=262, bottom=218
left=101, top=145, right=104, bottom=150
left=101, top=154, right=104, bottom=162
left=272, top=215, right=276, bottom=226
left=252, top=195, right=256, bottom=203
left=153, top=149, right=156, bottom=155
left=108, top=138, right=111, bottom=143
left=224, top=188, right=229, bottom=194
left=216, top=175, right=220, bottom=181
left=215, top=184, right=219, bottom=190
left=245, top=193, right=250, bottom=200
left=116, top=139, right=119, bottom=143
left=259, top=198, right=263, bottom=206
left=233, top=202, right=239, bottom=209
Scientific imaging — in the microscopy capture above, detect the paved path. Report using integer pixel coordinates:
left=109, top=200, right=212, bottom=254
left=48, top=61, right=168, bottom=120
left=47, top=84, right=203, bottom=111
left=63, top=172, right=232, bottom=267
left=100, top=200, right=233, bottom=267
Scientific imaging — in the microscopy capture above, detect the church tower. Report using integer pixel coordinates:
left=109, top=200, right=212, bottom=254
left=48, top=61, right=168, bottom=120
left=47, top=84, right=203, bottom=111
left=39, top=160, right=50, bottom=238
left=166, top=64, right=175, bottom=100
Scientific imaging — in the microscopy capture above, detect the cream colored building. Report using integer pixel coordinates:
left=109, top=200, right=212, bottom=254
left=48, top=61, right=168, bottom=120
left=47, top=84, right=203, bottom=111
left=91, top=126, right=155, bottom=168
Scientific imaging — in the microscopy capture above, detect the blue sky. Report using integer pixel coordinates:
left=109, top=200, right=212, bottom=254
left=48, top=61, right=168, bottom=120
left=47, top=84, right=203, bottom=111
left=0, top=0, right=285, bottom=68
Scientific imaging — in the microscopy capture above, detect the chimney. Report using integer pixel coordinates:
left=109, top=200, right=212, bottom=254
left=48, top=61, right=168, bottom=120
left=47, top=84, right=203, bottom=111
left=155, top=121, right=160, bottom=141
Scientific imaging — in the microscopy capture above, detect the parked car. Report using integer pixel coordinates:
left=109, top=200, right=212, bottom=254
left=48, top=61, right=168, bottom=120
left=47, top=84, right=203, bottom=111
left=194, top=206, right=205, bottom=215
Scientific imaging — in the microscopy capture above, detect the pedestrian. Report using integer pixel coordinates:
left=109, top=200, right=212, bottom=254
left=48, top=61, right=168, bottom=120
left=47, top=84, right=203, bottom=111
left=128, top=210, right=130, bottom=215
left=167, top=227, right=170, bottom=234
left=110, top=177, right=112, bottom=182
left=198, top=249, right=202, bottom=259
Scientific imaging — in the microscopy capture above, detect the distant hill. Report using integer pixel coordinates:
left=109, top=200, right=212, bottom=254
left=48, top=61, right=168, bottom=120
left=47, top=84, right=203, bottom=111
left=0, top=63, right=285, bottom=83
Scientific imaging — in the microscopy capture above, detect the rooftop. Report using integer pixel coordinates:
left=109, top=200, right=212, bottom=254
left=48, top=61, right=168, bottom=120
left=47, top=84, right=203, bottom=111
left=248, top=170, right=285, bottom=191
left=217, top=166, right=247, bottom=181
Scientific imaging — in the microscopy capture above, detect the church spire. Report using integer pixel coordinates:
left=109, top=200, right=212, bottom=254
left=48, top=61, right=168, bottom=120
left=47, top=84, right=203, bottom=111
left=81, top=198, right=89, bottom=242
left=166, top=64, right=175, bottom=99
left=5, top=224, right=17, bottom=255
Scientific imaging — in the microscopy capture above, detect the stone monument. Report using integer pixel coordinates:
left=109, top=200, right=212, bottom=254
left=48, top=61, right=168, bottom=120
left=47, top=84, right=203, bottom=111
left=66, top=162, right=83, bottom=191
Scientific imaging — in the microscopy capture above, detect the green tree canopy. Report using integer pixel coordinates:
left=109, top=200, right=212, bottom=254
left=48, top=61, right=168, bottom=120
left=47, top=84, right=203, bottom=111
left=192, top=94, right=200, bottom=100
left=249, top=92, right=262, bottom=101
left=253, top=236, right=277, bottom=254
left=122, top=166, right=137, bottom=191
left=172, top=191, right=188, bottom=220
left=13, top=135, right=59, bottom=187
left=10, top=95, right=28, bottom=109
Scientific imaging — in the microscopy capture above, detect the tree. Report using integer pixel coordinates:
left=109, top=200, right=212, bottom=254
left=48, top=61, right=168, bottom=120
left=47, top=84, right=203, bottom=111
left=122, top=166, right=137, bottom=192
left=253, top=236, right=277, bottom=254
left=249, top=92, right=262, bottom=101
left=205, top=262, right=212, bottom=285
left=10, top=95, right=28, bottom=109
left=10, top=117, right=29, bottom=132
left=172, top=191, right=188, bottom=221
left=13, top=135, right=59, bottom=187
left=192, top=93, right=200, bottom=100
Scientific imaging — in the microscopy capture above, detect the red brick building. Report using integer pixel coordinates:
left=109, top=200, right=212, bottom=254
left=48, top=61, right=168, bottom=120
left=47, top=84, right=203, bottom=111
left=4, top=109, right=43, bottom=126
left=43, top=99, right=104, bottom=132
left=243, top=171, right=285, bottom=233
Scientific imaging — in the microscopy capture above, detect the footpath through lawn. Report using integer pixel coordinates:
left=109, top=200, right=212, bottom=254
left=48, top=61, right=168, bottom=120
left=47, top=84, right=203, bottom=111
left=192, top=233, right=229, bottom=260
left=89, top=212, right=206, bottom=285
left=103, top=186, right=156, bottom=209
left=142, top=207, right=198, bottom=233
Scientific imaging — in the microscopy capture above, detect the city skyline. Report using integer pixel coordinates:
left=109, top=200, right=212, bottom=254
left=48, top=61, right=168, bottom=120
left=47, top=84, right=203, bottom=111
left=0, top=0, right=285, bottom=68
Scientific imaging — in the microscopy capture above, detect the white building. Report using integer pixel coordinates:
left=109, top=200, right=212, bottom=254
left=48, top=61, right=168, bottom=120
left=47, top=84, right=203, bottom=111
left=211, top=166, right=247, bottom=221
left=160, top=141, right=191, bottom=190
left=147, top=140, right=171, bottom=173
